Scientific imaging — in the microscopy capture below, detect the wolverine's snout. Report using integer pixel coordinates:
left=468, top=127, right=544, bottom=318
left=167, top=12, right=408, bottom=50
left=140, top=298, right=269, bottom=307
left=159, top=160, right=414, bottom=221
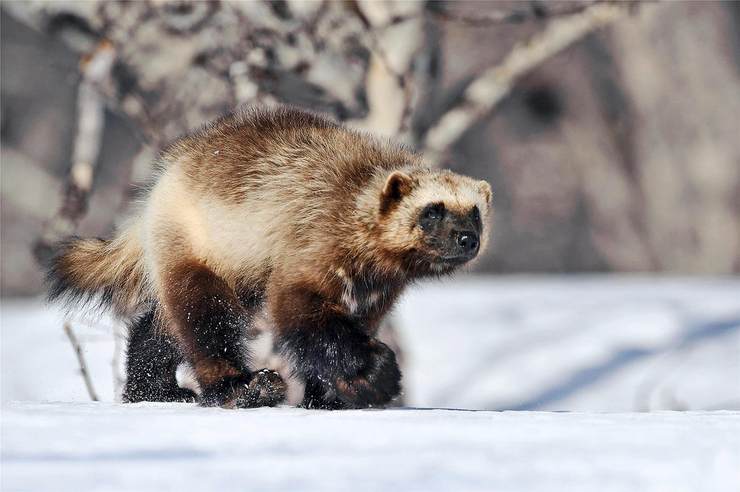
left=437, top=229, right=479, bottom=264
left=455, top=230, right=480, bottom=258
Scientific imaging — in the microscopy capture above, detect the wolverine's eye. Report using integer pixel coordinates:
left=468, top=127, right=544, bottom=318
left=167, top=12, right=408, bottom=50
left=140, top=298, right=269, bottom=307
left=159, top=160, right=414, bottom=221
left=471, top=206, right=481, bottom=228
left=423, top=203, right=445, bottom=221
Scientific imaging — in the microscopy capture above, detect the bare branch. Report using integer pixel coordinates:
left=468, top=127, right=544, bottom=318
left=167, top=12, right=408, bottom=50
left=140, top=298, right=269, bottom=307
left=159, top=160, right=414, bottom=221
left=63, top=322, right=100, bottom=402
left=422, top=2, right=635, bottom=166
left=427, top=0, right=608, bottom=27
left=34, top=41, right=115, bottom=263
left=358, top=26, right=417, bottom=139
left=346, top=2, right=425, bottom=141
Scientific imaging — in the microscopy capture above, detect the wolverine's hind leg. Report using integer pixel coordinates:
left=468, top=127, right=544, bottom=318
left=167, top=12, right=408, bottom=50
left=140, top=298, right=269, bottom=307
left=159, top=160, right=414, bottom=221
left=123, top=306, right=286, bottom=407
left=156, top=257, right=285, bottom=407
left=123, top=309, right=196, bottom=403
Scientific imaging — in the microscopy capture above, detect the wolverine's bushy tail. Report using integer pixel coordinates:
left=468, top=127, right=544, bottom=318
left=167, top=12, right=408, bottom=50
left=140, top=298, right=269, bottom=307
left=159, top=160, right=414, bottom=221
left=47, top=227, right=149, bottom=315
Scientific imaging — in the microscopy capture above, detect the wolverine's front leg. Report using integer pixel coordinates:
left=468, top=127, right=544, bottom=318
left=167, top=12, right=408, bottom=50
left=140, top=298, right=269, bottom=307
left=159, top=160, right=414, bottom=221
left=271, top=284, right=401, bottom=409
left=158, top=259, right=284, bottom=407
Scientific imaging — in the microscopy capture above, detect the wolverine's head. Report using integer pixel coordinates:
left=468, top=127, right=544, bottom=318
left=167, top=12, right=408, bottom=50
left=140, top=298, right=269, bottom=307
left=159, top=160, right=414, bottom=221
left=372, top=168, right=492, bottom=275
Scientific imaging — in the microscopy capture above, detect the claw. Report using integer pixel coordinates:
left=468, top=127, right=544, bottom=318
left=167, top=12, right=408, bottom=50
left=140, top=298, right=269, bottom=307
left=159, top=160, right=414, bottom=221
left=235, top=369, right=287, bottom=408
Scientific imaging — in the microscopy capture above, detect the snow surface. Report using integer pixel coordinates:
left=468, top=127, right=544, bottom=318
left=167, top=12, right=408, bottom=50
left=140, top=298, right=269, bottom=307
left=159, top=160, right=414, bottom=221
left=5, top=275, right=738, bottom=411
left=2, top=402, right=739, bottom=492
left=2, top=276, right=739, bottom=491
left=395, top=276, right=740, bottom=411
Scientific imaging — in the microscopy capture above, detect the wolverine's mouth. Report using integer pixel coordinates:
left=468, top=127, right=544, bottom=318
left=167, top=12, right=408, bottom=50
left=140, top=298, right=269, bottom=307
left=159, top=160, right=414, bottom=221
left=428, top=253, right=475, bottom=269
left=434, top=253, right=476, bottom=266
left=426, top=254, right=471, bottom=273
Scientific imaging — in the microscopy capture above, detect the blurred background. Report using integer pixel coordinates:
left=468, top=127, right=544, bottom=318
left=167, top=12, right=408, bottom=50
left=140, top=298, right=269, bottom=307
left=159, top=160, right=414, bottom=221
left=1, top=0, right=739, bottom=411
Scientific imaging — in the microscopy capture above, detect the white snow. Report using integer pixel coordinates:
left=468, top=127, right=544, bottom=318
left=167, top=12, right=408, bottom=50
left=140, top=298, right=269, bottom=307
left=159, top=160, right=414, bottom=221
left=1, top=275, right=739, bottom=491
left=2, top=402, right=739, bottom=492
left=395, top=276, right=740, bottom=411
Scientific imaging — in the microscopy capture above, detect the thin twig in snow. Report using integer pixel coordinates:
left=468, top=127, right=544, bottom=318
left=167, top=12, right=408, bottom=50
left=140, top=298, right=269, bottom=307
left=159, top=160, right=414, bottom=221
left=63, top=322, right=100, bottom=402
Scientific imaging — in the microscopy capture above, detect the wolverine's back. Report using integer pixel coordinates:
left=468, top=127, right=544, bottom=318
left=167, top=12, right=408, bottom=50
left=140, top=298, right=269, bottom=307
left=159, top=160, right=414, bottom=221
left=162, top=107, right=414, bottom=204
left=143, top=106, right=421, bottom=286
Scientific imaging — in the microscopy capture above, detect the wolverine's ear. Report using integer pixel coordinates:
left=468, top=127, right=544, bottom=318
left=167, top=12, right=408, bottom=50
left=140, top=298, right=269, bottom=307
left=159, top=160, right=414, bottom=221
left=380, top=171, right=413, bottom=212
left=478, top=180, right=492, bottom=205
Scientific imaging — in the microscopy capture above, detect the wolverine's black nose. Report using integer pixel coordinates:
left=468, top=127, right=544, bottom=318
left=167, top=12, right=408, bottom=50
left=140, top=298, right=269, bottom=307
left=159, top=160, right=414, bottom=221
left=457, top=231, right=479, bottom=256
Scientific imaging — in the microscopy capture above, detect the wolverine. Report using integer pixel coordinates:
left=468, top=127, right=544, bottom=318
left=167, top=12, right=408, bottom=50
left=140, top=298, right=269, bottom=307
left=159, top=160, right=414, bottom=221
left=48, top=106, right=492, bottom=409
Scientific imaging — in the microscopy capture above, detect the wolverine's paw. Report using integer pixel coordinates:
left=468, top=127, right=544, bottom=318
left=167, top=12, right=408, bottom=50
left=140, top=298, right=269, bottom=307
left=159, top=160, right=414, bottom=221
left=334, top=340, right=401, bottom=409
left=301, top=378, right=345, bottom=410
left=199, top=375, right=252, bottom=408
left=198, top=370, right=286, bottom=409
left=235, top=369, right=287, bottom=408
